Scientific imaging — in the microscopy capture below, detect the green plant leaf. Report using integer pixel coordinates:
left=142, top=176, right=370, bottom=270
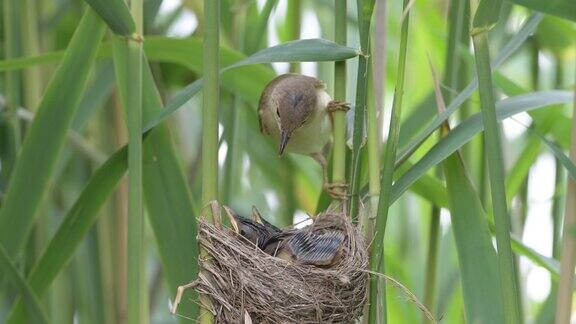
left=473, top=0, right=503, bottom=31
left=7, top=53, right=202, bottom=321
left=139, top=58, right=200, bottom=319
left=397, top=13, right=543, bottom=164
left=535, top=17, right=576, bottom=54
left=523, top=126, right=576, bottom=182
left=142, top=37, right=359, bottom=132
left=0, top=244, right=48, bottom=324
left=507, top=0, right=576, bottom=22
left=245, top=0, right=279, bottom=53
left=393, top=161, right=448, bottom=207
left=0, top=51, right=63, bottom=71
left=83, top=0, right=136, bottom=35
left=0, top=9, right=105, bottom=259
left=5, top=147, right=127, bottom=323
left=442, top=152, right=505, bottom=324
left=393, top=91, right=573, bottom=203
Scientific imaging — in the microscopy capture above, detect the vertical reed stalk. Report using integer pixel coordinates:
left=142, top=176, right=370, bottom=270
left=21, top=0, right=43, bottom=110
left=332, top=0, right=347, bottom=205
left=126, top=0, right=145, bottom=323
left=364, top=0, right=382, bottom=319
left=222, top=9, right=245, bottom=205
left=201, top=0, right=219, bottom=220
left=366, top=32, right=381, bottom=220
left=555, top=65, right=576, bottom=324
left=200, top=0, right=220, bottom=322
left=368, top=0, right=410, bottom=322
left=2, top=0, right=21, bottom=180
left=287, top=0, right=301, bottom=73
left=471, top=32, right=521, bottom=324
left=349, top=0, right=374, bottom=222
left=548, top=57, right=565, bottom=318
left=112, top=93, right=128, bottom=324
left=373, top=0, right=387, bottom=141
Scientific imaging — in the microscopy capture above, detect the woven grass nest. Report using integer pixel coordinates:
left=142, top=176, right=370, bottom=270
left=193, top=203, right=368, bottom=323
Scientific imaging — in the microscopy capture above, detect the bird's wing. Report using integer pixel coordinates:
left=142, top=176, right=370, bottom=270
left=286, top=231, right=345, bottom=266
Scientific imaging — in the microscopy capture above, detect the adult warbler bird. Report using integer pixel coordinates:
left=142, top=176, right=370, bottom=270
left=258, top=74, right=349, bottom=199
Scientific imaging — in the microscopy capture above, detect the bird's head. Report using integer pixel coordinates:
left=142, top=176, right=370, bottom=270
left=223, top=206, right=267, bottom=246
left=274, top=84, right=316, bottom=155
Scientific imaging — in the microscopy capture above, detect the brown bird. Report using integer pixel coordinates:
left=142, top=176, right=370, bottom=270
left=224, top=206, right=346, bottom=266
left=258, top=74, right=350, bottom=199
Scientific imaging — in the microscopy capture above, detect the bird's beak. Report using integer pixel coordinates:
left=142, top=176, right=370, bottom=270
left=251, top=205, right=263, bottom=224
left=279, top=130, right=290, bottom=155
left=223, top=206, right=239, bottom=233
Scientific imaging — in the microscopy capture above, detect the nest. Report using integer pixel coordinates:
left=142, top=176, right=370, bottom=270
left=194, top=206, right=368, bottom=323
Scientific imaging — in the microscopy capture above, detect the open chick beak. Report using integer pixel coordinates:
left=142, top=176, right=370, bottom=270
left=223, top=206, right=240, bottom=233
left=279, top=130, right=290, bottom=156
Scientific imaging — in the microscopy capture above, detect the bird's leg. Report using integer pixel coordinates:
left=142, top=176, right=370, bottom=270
left=327, top=100, right=351, bottom=113
left=310, top=153, right=348, bottom=200
left=170, top=281, right=197, bottom=314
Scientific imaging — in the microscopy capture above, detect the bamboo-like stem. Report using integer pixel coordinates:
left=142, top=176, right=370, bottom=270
left=349, top=0, right=375, bottom=222
left=373, top=0, right=387, bottom=141
left=555, top=65, right=576, bottom=324
left=332, top=0, right=347, bottom=204
left=200, top=0, right=220, bottom=322
left=551, top=55, right=565, bottom=262
left=21, top=0, right=43, bottom=110
left=366, top=35, right=381, bottom=219
left=112, top=92, right=128, bottom=324
left=201, top=1, right=219, bottom=215
left=287, top=0, right=301, bottom=73
left=221, top=9, right=245, bottom=205
left=368, top=0, right=410, bottom=322
left=364, top=0, right=382, bottom=319
left=2, top=0, right=21, bottom=181
left=471, top=32, right=521, bottom=324
left=126, top=0, right=145, bottom=323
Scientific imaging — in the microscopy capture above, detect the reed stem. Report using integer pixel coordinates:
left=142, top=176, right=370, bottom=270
left=555, top=65, right=576, bottom=324
left=368, top=0, right=410, bottom=322
left=2, top=0, right=21, bottom=181
left=200, top=0, right=220, bottom=322
left=287, top=0, right=301, bottom=74
left=349, top=0, right=375, bottom=222
left=332, top=0, right=347, bottom=202
left=126, top=0, right=145, bottom=322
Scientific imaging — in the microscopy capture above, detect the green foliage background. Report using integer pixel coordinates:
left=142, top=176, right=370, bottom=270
left=0, top=0, right=574, bottom=323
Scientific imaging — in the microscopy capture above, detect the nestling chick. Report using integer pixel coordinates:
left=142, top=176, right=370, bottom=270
left=224, top=205, right=346, bottom=266
left=258, top=74, right=349, bottom=199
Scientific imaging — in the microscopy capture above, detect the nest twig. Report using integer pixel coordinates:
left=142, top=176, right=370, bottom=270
left=194, top=208, right=368, bottom=323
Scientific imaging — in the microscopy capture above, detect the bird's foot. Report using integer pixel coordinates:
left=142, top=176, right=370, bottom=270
left=327, top=100, right=350, bottom=113
left=324, top=182, right=349, bottom=200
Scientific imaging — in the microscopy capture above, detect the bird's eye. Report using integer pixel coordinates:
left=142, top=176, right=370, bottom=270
left=276, top=109, right=280, bottom=118
left=240, top=229, right=246, bottom=236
